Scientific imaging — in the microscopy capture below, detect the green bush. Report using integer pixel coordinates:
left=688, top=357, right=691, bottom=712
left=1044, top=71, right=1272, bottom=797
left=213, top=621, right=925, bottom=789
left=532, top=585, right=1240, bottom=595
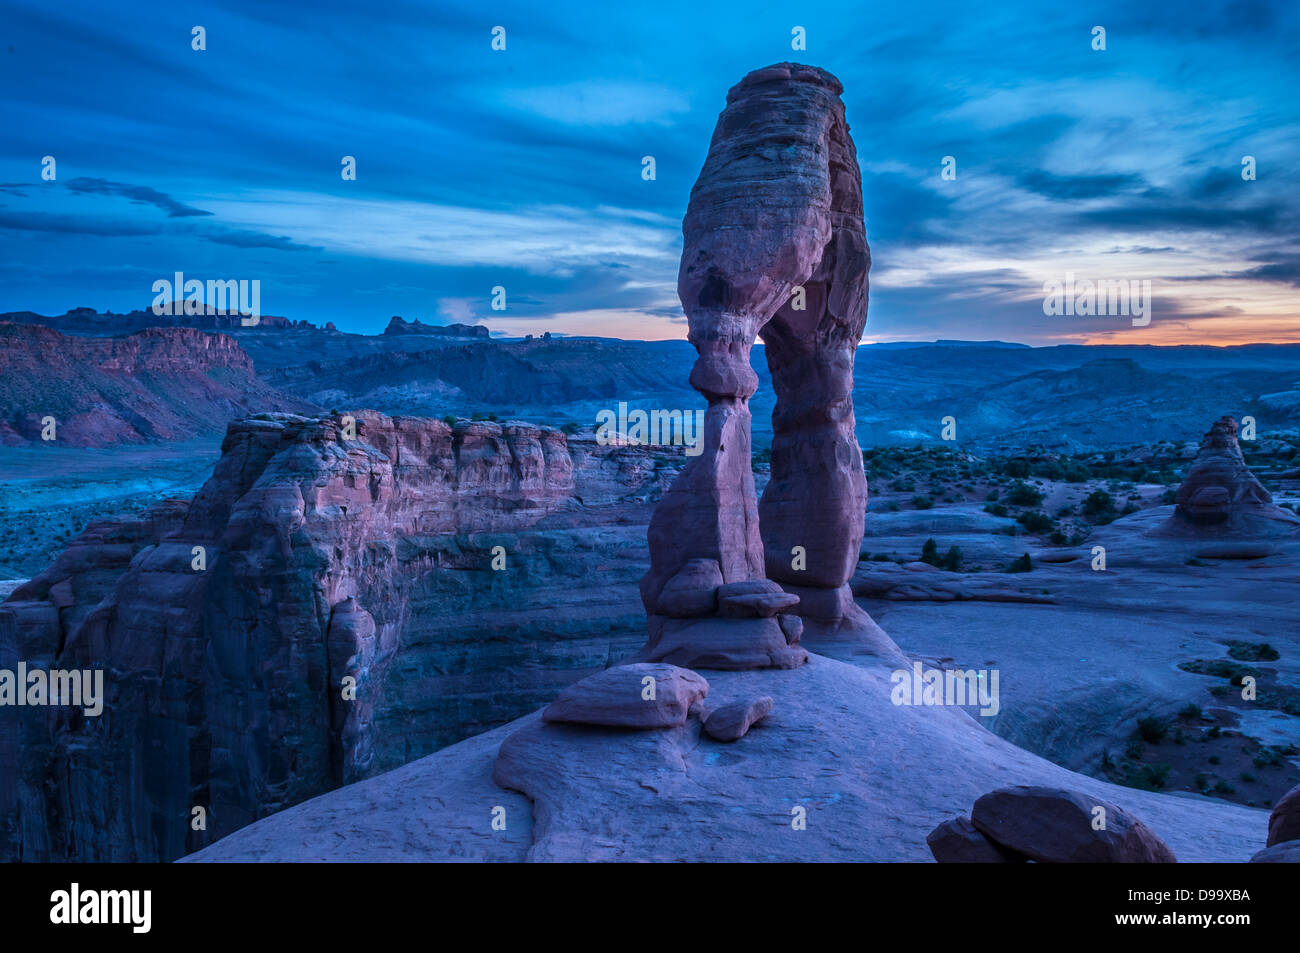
left=1016, top=511, right=1054, bottom=533
left=1082, top=489, right=1115, bottom=517
left=1136, top=715, right=1169, bottom=743
left=920, top=538, right=940, bottom=565
left=1007, top=482, right=1044, bottom=506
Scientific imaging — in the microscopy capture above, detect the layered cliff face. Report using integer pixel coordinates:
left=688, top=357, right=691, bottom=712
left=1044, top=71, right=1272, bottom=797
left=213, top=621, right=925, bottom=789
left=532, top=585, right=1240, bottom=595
left=0, top=323, right=317, bottom=446
left=0, top=412, right=675, bottom=860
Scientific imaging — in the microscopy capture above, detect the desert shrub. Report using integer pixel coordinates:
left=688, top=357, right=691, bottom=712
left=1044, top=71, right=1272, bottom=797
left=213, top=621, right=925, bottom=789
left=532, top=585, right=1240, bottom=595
left=1062, top=463, right=1091, bottom=483
left=1016, top=511, right=1054, bottom=533
left=984, top=502, right=1009, bottom=517
left=1007, top=481, right=1044, bottom=506
left=912, top=495, right=934, bottom=510
left=920, top=538, right=940, bottom=565
left=1139, top=764, right=1171, bottom=790
left=1082, top=489, right=1115, bottom=517
left=871, top=553, right=891, bottom=562
left=1136, top=715, right=1169, bottom=743
left=1005, top=553, right=1033, bottom=573
left=560, top=421, right=580, bottom=435
left=1178, top=703, right=1203, bottom=721
left=942, top=546, right=963, bottom=572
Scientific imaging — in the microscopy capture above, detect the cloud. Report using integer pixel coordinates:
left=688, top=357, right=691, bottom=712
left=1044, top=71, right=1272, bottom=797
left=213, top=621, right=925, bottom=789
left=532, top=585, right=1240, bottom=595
left=0, top=210, right=160, bottom=236
left=64, top=177, right=212, bottom=218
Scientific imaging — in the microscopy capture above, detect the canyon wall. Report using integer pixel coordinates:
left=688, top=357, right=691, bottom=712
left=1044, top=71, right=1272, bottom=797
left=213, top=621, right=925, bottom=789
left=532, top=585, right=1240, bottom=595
left=0, top=411, right=675, bottom=860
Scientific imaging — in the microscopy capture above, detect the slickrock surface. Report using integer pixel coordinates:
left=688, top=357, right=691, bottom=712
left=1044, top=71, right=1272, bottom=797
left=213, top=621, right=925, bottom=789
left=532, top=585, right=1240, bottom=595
left=0, top=322, right=315, bottom=446
left=542, top=664, right=708, bottom=729
left=0, top=411, right=677, bottom=861
left=187, top=654, right=1268, bottom=863
left=970, top=785, right=1177, bottom=863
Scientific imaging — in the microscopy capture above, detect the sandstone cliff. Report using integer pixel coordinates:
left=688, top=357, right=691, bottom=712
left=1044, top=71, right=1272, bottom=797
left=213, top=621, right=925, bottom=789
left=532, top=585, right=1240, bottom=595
left=0, top=411, right=677, bottom=860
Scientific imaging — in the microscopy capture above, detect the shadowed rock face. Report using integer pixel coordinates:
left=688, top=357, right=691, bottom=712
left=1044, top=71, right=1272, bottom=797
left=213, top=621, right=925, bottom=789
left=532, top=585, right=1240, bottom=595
left=0, top=412, right=677, bottom=861
left=640, top=63, right=897, bottom=668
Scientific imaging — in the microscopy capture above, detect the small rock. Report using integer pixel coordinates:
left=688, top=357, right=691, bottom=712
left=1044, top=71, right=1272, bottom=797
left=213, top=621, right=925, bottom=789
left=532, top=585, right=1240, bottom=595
left=703, top=696, right=773, bottom=741
left=971, top=786, right=1177, bottom=863
left=543, top=663, right=708, bottom=729
left=927, top=816, right=1026, bottom=863
left=777, top=613, right=803, bottom=645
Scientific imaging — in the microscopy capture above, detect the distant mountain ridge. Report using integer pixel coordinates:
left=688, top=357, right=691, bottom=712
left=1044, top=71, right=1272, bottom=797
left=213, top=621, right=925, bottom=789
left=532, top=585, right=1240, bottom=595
left=0, top=322, right=317, bottom=446
left=3, top=306, right=1299, bottom=451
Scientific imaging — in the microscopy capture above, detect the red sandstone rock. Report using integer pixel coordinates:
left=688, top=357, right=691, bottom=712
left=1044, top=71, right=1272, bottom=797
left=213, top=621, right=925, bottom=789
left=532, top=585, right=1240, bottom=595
left=639, top=63, right=898, bottom=669
left=971, top=786, right=1177, bottom=863
left=1174, top=417, right=1273, bottom=524
left=543, top=663, right=709, bottom=729
left=702, top=695, right=773, bottom=741
left=1267, top=782, right=1300, bottom=847
left=927, top=816, right=1026, bottom=863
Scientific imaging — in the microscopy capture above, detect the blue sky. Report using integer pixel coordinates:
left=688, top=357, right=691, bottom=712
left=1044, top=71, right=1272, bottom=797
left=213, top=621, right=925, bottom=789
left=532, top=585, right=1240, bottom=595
left=1, top=0, right=1297, bottom=344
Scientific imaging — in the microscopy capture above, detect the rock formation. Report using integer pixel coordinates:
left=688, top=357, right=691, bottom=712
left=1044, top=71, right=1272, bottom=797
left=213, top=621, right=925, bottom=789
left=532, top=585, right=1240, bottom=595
left=0, top=411, right=679, bottom=861
left=639, top=63, right=898, bottom=669
left=1168, top=416, right=1297, bottom=533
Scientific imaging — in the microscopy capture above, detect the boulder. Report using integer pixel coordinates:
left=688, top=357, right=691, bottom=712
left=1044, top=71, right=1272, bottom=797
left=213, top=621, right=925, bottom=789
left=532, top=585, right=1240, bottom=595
left=542, top=663, right=709, bottom=729
left=1267, top=782, right=1300, bottom=847
left=927, top=816, right=1026, bottom=863
left=971, top=786, right=1177, bottom=863
left=702, top=696, right=773, bottom=741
